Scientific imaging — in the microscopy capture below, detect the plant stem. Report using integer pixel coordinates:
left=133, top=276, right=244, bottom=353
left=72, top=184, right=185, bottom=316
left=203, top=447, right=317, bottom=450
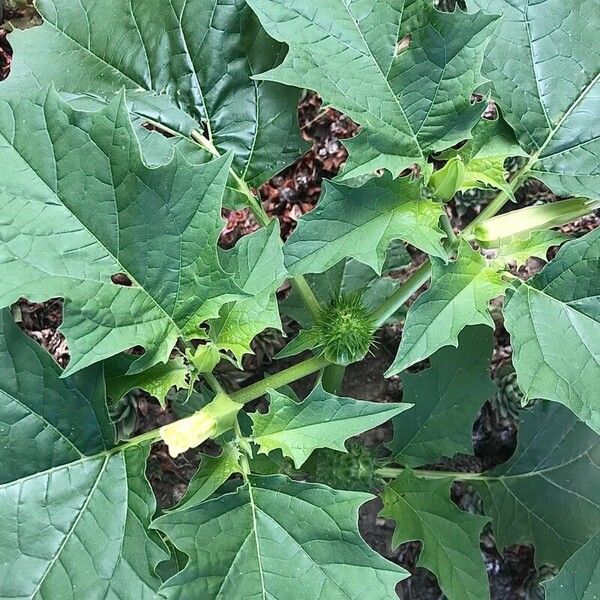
left=115, top=428, right=162, bottom=451
left=376, top=466, right=487, bottom=481
left=230, top=355, right=330, bottom=405
left=371, top=261, right=432, bottom=326
left=204, top=372, right=225, bottom=395
left=320, top=363, right=346, bottom=394
left=189, top=130, right=272, bottom=227
left=291, top=274, right=322, bottom=320
left=189, top=129, right=323, bottom=318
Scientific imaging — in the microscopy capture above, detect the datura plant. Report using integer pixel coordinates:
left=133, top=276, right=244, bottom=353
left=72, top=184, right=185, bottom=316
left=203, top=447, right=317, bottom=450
left=0, top=0, right=599, bottom=598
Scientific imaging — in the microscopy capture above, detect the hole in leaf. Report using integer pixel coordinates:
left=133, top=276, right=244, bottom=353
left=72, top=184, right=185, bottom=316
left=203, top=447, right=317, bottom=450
left=111, top=273, right=132, bottom=287
left=141, top=121, right=174, bottom=138
left=16, top=298, right=70, bottom=367
left=395, top=34, right=411, bottom=56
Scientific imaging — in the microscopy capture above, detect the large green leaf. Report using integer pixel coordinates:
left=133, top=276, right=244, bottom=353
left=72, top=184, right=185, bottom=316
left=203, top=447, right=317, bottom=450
left=381, top=470, right=490, bottom=600
left=389, top=326, right=497, bottom=467
left=504, top=228, right=600, bottom=433
left=2, top=0, right=306, bottom=186
left=0, top=309, right=113, bottom=483
left=472, top=0, right=600, bottom=199
left=0, top=89, right=241, bottom=375
left=154, top=475, right=408, bottom=599
left=386, top=241, right=507, bottom=375
left=208, top=221, right=288, bottom=361
left=475, top=401, right=600, bottom=568
left=0, top=310, right=165, bottom=599
left=252, top=384, right=411, bottom=468
left=543, top=532, right=600, bottom=600
left=284, top=175, right=446, bottom=276
left=247, top=0, right=496, bottom=179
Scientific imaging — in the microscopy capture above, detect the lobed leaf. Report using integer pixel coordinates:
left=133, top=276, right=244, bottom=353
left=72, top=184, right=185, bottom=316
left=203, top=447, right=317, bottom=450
left=252, top=384, right=411, bottom=468
left=154, top=475, right=408, bottom=599
left=504, top=228, right=600, bottom=433
left=104, top=355, right=188, bottom=407
left=284, top=175, right=446, bottom=276
left=475, top=401, right=600, bottom=568
left=208, top=221, right=288, bottom=362
left=0, top=89, right=241, bottom=375
left=247, top=0, right=496, bottom=178
left=494, top=230, right=570, bottom=268
left=389, top=326, right=497, bottom=467
left=472, top=0, right=600, bottom=199
left=1, top=0, right=306, bottom=187
left=386, top=241, right=507, bottom=375
left=381, top=470, right=491, bottom=600
left=173, top=443, right=242, bottom=511
left=0, top=309, right=165, bottom=598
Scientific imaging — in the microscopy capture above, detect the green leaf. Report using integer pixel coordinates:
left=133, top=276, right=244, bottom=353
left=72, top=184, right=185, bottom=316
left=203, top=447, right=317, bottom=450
left=105, top=355, right=188, bottom=407
left=0, top=309, right=166, bottom=598
left=389, top=326, right=497, bottom=467
left=154, top=475, right=408, bottom=599
left=472, top=0, right=600, bottom=199
left=2, top=0, right=306, bottom=187
left=173, top=443, right=242, bottom=511
left=251, top=384, right=412, bottom=468
left=1, top=446, right=166, bottom=599
left=475, top=401, right=600, bottom=568
left=284, top=175, right=446, bottom=276
left=381, top=470, right=490, bottom=600
left=0, top=89, right=242, bottom=375
left=386, top=241, right=507, bottom=375
left=504, top=229, right=600, bottom=433
left=543, top=532, right=600, bottom=600
left=208, top=221, right=288, bottom=361
left=247, top=0, right=496, bottom=179
left=494, top=230, right=570, bottom=268
left=0, top=309, right=113, bottom=483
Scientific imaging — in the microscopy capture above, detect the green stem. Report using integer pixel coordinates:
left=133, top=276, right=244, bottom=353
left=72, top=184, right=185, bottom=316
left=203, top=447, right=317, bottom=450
left=371, top=262, right=431, bottom=326
left=204, top=372, right=225, bottom=395
left=230, top=355, right=330, bottom=405
left=115, top=428, right=162, bottom=452
left=376, top=466, right=487, bottom=481
left=292, top=275, right=322, bottom=320
left=189, top=129, right=323, bottom=318
left=190, top=130, right=271, bottom=227
left=320, top=363, right=346, bottom=394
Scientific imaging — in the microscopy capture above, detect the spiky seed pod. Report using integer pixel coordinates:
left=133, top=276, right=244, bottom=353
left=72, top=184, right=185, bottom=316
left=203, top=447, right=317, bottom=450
left=310, top=293, right=375, bottom=366
left=310, top=443, right=380, bottom=492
